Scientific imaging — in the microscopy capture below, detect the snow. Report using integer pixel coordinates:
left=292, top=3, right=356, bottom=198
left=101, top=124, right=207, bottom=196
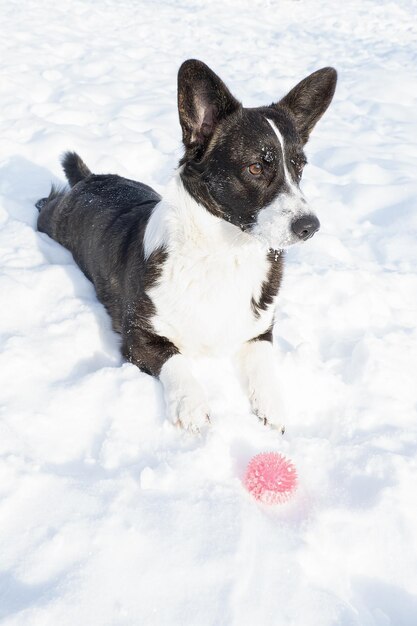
left=1, top=0, right=417, bottom=624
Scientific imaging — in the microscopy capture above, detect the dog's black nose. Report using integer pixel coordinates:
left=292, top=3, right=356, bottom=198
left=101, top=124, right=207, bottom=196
left=291, top=215, right=320, bottom=241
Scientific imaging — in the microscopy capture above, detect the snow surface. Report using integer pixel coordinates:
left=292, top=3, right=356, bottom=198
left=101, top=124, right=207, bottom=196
left=1, top=0, right=417, bottom=624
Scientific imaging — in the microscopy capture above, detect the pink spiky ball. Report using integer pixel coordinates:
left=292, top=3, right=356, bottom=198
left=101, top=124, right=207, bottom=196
left=244, top=452, right=297, bottom=504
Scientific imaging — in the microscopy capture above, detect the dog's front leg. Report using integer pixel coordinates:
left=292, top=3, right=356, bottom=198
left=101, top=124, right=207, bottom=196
left=123, top=330, right=210, bottom=434
left=159, top=355, right=211, bottom=434
left=237, top=339, right=285, bottom=433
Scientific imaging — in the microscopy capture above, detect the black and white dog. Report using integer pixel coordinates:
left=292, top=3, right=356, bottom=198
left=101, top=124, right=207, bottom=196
left=37, top=60, right=337, bottom=433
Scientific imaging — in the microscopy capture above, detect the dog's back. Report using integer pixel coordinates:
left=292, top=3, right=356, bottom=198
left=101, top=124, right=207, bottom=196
left=37, top=153, right=162, bottom=329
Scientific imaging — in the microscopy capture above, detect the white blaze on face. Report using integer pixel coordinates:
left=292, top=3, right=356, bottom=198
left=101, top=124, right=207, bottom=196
left=250, top=117, right=318, bottom=249
left=267, top=119, right=302, bottom=196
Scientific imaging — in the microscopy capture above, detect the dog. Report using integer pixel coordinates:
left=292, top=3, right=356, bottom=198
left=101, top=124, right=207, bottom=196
left=37, top=59, right=337, bottom=433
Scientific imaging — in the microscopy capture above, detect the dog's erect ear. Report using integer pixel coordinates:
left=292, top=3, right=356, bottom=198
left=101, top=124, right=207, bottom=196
left=178, top=59, right=240, bottom=150
left=278, top=67, right=337, bottom=143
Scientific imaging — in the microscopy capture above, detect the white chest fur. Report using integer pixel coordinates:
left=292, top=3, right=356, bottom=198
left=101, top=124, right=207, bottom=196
left=144, top=175, right=276, bottom=357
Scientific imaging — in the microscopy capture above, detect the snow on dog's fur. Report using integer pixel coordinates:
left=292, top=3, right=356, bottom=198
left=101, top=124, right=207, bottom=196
left=37, top=59, right=337, bottom=433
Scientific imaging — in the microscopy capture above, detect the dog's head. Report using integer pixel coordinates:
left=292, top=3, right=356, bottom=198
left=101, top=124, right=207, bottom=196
left=178, top=60, right=337, bottom=249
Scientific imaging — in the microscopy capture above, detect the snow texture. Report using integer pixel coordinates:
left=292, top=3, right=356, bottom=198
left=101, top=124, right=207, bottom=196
left=1, top=0, right=417, bottom=624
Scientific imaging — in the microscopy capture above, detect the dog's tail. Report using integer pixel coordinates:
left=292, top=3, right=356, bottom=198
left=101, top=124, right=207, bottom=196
left=61, top=151, right=92, bottom=187
left=36, top=152, right=91, bottom=214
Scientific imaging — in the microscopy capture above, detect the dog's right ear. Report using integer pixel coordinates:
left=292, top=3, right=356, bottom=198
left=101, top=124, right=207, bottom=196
left=178, top=60, right=240, bottom=151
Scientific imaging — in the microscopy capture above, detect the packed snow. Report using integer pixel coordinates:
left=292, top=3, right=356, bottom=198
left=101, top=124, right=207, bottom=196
left=1, top=0, right=417, bottom=624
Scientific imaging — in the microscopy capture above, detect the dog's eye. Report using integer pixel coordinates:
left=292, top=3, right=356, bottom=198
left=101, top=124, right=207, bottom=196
left=248, top=162, right=263, bottom=176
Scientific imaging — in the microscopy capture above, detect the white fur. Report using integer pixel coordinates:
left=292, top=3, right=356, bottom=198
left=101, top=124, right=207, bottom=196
left=251, top=118, right=318, bottom=250
left=159, top=354, right=210, bottom=433
left=145, top=174, right=276, bottom=358
left=237, top=340, right=285, bottom=431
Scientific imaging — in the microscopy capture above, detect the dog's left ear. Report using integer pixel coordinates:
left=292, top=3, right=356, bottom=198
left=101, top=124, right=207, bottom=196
left=278, top=67, right=337, bottom=143
left=178, top=59, right=240, bottom=151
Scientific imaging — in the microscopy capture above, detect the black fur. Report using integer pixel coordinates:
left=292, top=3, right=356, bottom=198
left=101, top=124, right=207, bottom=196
left=62, top=152, right=92, bottom=187
left=36, top=184, right=65, bottom=211
left=178, top=59, right=240, bottom=159
left=37, top=165, right=178, bottom=376
left=279, top=67, right=337, bottom=143
left=251, top=250, right=284, bottom=319
left=250, top=326, right=274, bottom=343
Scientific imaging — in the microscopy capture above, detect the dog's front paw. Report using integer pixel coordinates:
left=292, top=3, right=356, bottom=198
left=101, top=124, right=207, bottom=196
left=249, top=385, right=286, bottom=434
left=165, top=389, right=211, bottom=435
left=160, top=355, right=211, bottom=435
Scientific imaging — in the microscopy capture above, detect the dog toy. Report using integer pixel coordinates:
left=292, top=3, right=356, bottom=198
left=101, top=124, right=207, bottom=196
left=244, top=452, right=297, bottom=504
